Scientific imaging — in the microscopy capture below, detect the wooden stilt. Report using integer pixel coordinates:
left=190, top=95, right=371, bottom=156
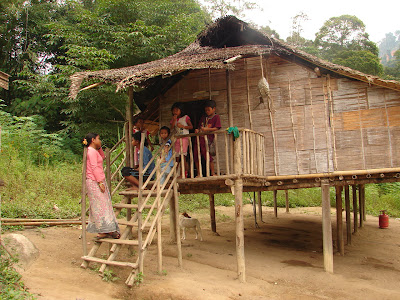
left=352, top=185, right=358, bottom=233
left=257, top=191, right=263, bottom=222
left=344, top=186, right=351, bottom=245
left=361, top=184, right=366, bottom=222
left=156, top=161, right=162, bottom=273
left=209, top=194, right=217, bottom=232
left=173, top=167, right=182, bottom=267
left=273, top=190, right=278, bottom=218
left=321, top=179, right=334, bottom=273
left=81, top=147, right=88, bottom=257
left=169, top=193, right=177, bottom=243
left=359, top=184, right=364, bottom=227
left=285, top=190, right=289, bottom=213
left=335, top=186, right=344, bottom=255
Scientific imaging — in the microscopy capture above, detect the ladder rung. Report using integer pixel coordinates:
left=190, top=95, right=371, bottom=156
left=117, top=219, right=152, bottom=227
left=119, top=190, right=168, bottom=197
left=96, top=238, right=139, bottom=245
left=81, top=256, right=138, bottom=268
left=113, top=203, right=153, bottom=209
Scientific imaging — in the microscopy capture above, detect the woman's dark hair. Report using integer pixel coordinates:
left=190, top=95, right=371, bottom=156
left=171, top=102, right=185, bottom=116
left=133, top=131, right=149, bottom=146
left=83, top=133, right=99, bottom=147
left=159, top=126, right=170, bottom=135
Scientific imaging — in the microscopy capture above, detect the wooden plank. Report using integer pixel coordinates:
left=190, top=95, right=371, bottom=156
left=82, top=256, right=138, bottom=268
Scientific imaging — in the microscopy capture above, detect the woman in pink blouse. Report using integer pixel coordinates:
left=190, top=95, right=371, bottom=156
left=83, top=133, right=120, bottom=239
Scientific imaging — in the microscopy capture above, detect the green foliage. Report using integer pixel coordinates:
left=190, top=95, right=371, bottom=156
left=384, top=49, right=400, bottom=80
left=134, top=272, right=144, bottom=286
left=0, top=247, right=36, bottom=300
left=201, top=0, right=258, bottom=20
left=379, top=31, right=400, bottom=66
left=102, top=269, right=119, bottom=282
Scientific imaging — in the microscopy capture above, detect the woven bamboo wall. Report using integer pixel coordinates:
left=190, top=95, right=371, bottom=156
left=159, top=55, right=400, bottom=176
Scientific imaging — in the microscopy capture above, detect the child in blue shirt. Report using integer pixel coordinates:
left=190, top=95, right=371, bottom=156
left=121, top=131, right=155, bottom=190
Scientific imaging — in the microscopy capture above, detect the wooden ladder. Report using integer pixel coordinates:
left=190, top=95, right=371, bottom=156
left=81, top=158, right=182, bottom=286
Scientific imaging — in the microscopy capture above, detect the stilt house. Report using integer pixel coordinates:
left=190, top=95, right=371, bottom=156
left=71, top=16, right=400, bottom=285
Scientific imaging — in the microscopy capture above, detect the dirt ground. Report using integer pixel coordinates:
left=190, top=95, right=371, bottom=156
left=18, top=205, right=400, bottom=300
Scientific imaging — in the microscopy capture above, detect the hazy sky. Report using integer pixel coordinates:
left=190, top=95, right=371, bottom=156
left=237, top=0, right=399, bottom=43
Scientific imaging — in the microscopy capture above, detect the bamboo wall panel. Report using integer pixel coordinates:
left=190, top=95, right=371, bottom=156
left=158, top=55, right=400, bottom=176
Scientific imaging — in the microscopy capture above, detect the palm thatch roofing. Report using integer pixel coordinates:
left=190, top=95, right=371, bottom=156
left=69, top=15, right=400, bottom=110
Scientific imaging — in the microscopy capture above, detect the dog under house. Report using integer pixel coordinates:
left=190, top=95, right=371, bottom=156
left=70, top=16, right=400, bottom=286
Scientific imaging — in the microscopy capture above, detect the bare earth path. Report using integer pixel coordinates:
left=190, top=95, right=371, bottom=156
left=19, top=205, right=400, bottom=300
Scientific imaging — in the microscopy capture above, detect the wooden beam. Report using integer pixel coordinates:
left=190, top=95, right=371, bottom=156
left=226, top=69, right=233, bottom=127
left=273, top=190, right=278, bottom=218
left=335, top=186, right=344, bottom=255
left=257, top=191, right=263, bottom=222
left=352, top=185, right=358, bottom=233
left=321, top=179, right=334, bottom=273
left=285, top=190, right=289, bottom=213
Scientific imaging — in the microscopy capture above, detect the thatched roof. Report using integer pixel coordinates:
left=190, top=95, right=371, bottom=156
left=69, top=15, right=400, bottom=104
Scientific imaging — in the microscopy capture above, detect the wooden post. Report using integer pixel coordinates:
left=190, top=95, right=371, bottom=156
left=124, top=121, right=131, bottom=167
left=209, top=194, right=217, bottom=233
left=257, top=191, right=263, bottom=222
left=285, top=190, right=289, bottom=213
left=196, top=135, right=203, bottom=177
left=352, top=185, right=358, bottom=233
left=361, top=184, right=366, bottom=221
left=105, top=148, right=111, bottom=192
left=214, top=134, right=221, bottom=176
left=156, top=159, right=162, bottom=273
left=335, top=186, right=344, bottom=255
left=344, top=185, right=351, bottom=245
left=81, top=147, right=88, bottom=256
left=273, top=190, right=278, bottom=218
left=173, top=166, right=182, bottom=267
left=321, top=179, right=334, bottom=273
left=359, top=184, right=364, bottom=227
left=128, top=87, right=134, bottom=168
left=189, top=137, right=194, bottom=178
left=233, top=133, right=245, bottom=282
left=226, top=69, right=233, bottom=127
left=138, top=132, right=145, bottom=273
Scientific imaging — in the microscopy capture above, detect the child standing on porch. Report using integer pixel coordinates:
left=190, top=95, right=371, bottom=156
left=170, top=102, right=193, bottom=178
left=159, top=126, right=174, bottom=184
left=194, top=100, right=221, bottom=176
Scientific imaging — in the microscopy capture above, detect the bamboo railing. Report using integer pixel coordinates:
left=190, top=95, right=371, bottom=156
left=175, top=128, right=265, bottom=179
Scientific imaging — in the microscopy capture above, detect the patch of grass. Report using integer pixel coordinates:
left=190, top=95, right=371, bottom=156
left=134, top=272, right=144, bottom=286
left=0, top=247, right=36, bottom=299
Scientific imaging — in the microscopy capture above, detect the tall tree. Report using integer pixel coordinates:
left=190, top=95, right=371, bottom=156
left=201, top=0, right=258, bottom=20
left=314, top=15, right=383, bottom=76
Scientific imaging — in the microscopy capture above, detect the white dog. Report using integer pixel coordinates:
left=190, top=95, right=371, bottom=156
left=179, top=212, right=203, bottom=241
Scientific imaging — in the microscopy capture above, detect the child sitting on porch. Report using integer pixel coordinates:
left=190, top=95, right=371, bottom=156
left=159, top=126, right=174, bottom=184
left=170, top=102, right=193, bottom=178
left=121, top=131, right=155, bottom=190
left=194, top=100, right=222, bottom=176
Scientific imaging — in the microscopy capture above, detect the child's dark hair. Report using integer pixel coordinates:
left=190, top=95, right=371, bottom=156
left=133, top=131, right=149, bottom=146
left=83, top=133, right=98, bottom=147
left=159, top=126, right=170, bottom=135
left=205, top=99, right=216, bottom=109
left=133, top=116, right=144, bottom=125
left=171, top=102, right=185, bottom=116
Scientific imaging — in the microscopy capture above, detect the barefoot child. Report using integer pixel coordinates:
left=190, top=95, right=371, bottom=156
left=159, top=126, right=174, bottom=184
left=194, top=100, right=221, bottom=176
left=170, top=102, right=193, bottom=178
left=121, top=132, right=155, bottom=189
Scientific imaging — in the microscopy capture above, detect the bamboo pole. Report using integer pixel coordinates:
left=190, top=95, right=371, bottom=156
left=209, top=194, right=217, bottom=233
left=273, top=190, right=278, bottom=218
left=138, top=132, right=145, bottom=273
left=173, top=166, right=183, bottom=267
left=3, top=220, right=88, bottom=226
left=285, top=190, right=289, bottom=213
left=322, top=77, right=333, bottom=172
left=266, top=81, right=278, bottom=175
left=383, top=90, right=394, bottom=167
left=308, top=73, right=319, bottom=173
left=180, top=138, right=185, bottom=178
left=157, top=159, right=162, bottom=273
left=196, top=135, right=203, bottom=177
left=242, top=131, right=248, bottom=173
left=224, top=133, right=230, bottom=175
left=335, top=186, right=344, bottom=255
left=105, top=148, right=111, bottom=192
left=321, top=179, right=334, bottom=273
left=352, top=185, right=358, bottom=233
left=226, top=69, right=233, bottom=127
left=344, top=185, right=351, bottom=245
left=189, top=137, right=194, bottom=178
left=124, top=122, right=131, bottom=167
left=169, top=144, right=177, bottom=242
left=287, top=75, right=300, bottom=174
left=327, top=75, right=338, bottom=171
left=233, top=133, right=245, bottom=282
left=81, top=147, right=88, bottom=256
left=361, top=184, right=366, bottom=221
left=128, top=87, right=134, bottom=168
left=214, top=134, right=221, bottom=176
left=257, top=191, right=263, bottom=222
left=356, top=89, right=367, bottom=169
left=204, top=134, right=210, bottom=177
left=245, top=59, right=253, bottom=130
